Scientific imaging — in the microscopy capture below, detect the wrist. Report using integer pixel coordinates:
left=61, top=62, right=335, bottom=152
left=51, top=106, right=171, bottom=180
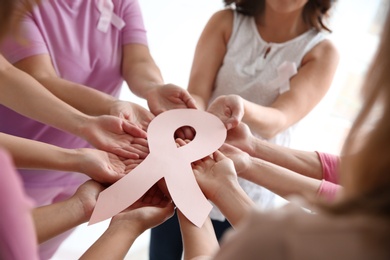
left=110, top=217, right=144, bottom=237
left=141, top=83, right=163, bottom=100
left=212, top=179, right=240, bottom=207
left=74, top=114, right=95, bottom=142
left=66, top=195, right=89, bottom=224
left=59, top=148, right=81, bottom=173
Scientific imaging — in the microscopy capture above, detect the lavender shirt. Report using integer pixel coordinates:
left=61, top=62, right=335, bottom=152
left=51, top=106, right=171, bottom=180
left=0, top=0, right=148, bottom=189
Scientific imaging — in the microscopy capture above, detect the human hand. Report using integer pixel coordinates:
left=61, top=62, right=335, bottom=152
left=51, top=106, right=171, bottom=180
left=122, top=158, right=144, bottom=173
left=75, top=148, right=127, bottom=184
left=110, top=100, right=154, bottom=131
left=207, top=94, right=244, bottom=130
left=219, top=143, right=251, bottom=176
left=145, top=83, right=197, bottom=115
left=191, top=149, right=238, bottom=202
left=72, top=180, right=106, bottom=222
left=225, top=122, right=255, bottom=155
left=110, top=184, right=175, bottom=235
left=80, top=115, right=149, bottom=159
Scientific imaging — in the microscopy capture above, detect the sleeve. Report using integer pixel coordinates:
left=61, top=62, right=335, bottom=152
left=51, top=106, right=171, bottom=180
left=0, top=148, right=39, bottom=260
left=119, top=0, right=148, bottom=45
left=317, top=180, right=342, bottom=202
left=315, top=151, right=340, bottom=184
left=0, top=12, right=48, bottom=64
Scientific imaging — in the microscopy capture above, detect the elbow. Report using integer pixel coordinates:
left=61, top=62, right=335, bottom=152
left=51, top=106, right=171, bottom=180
left=251, top=115, right=288, bottom=140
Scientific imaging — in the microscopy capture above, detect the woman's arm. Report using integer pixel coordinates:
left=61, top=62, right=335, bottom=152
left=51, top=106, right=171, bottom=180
left=177, top=210, right=219, bottom=260
left=80, top=185, right=174, bottom=259
left=0, top=55, right=149, bottom=158
left=226, top=122, right=325, bottom=180
left=0, top=55, right=93, bottom=135
left=242, top=40, right=339, bottom=139
left=191, top=148, right=256, bottom=227
left=187, top=9, right=233, bottom=110
left=219, top=141, right=322, bottom=200
left=0, top=133, right=128, bottom=183
left=33, top=181, right=104, bottom=244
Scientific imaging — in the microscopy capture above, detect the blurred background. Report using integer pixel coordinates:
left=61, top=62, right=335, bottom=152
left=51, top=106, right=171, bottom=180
left=53, top=0, right=388, bottom=259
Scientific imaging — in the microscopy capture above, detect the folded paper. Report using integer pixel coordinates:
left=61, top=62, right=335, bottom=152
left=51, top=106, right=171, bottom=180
left=89, top=109, right=227, bottom=227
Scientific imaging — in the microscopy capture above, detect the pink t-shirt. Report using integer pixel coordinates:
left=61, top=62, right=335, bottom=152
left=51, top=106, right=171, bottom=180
left=0, top=149, right=38, bottom=260
left=315, top=151, right=342, bottom=201
left=0, top=0, right=147, bottom=189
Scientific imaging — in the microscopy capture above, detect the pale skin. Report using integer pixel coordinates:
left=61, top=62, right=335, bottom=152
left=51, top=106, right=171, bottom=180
left=176, top=150, right=255, bottom=259
left=181, top=148, right=321, bottom=259
left=0, top=133, right=130, bottom=184
left=225, top=122, right=325, bottom=181
left=177, top=210, right=219, bottom=260
left=33, top=180, right=174, bottom=258
left=80, top=184, right=175, bottom=260
left=13, top=44, right=196, bottom=126
left=222, top=123, right=332, bottom=199
left=0, top=54, right=148, bottom=159
left=13, top=43, right=196, bottom=139
left=188, top=0, right=339, bottom=139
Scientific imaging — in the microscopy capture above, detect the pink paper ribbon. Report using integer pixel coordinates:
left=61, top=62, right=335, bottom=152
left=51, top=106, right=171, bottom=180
left=89, top=109, right=227, bottom=227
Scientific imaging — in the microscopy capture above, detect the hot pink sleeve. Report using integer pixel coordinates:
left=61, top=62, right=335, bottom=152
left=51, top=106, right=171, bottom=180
left=315, top=151, right=342, bottom=201
left=0, top=149, right=39, bottom=260
left=317, top=180, right=342, bottom=202
left=315, top=151, right=340, bottom=184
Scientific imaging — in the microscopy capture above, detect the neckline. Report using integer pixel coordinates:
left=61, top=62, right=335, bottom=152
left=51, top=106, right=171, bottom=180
left=250, top=16, right=314, bottom=47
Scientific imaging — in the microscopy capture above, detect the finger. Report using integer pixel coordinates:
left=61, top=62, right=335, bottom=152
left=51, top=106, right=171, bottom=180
left=213, top=150, right=227, bottom=162
left=110, top=147, right=140, bottom=160
left=143, top=187, right=158, bottom=204
left=182, top=126, right=195, bottom=140
left=175, top=138, right=187, bottom=147
left=122, top=121, right=147, bottom=138
left=131, top=137, right=149, bottom=147
left=126, top=145, right=149, bottom=159
left=174, top=128, right=186, bottom=140
left=183, top=94, right=197, bottom=109
left=157, top=178, right=170, bottom=199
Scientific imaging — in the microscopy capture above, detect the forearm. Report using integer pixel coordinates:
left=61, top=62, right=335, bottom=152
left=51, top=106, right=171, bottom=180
left=242, top=100, right=287, bottom=139
left=177, top=210, right=219, bottom=260
left=36, top=77, right=117, bottom=116
left=80, top=221, right=140, bottom=260
left=241, top=157, right=321, bottom=200
left=0, top=60, right=93, bottom=136
left=212, top=181, right=256, bottom=228
left=0, top=133, right=83, bottom=172
left=33, top=196, right=86, bottom=243
left=124, top=59, right=164, bottom=99
left=189, top=93, right=208, bottom=110
left=250, top=138, right=323, bottom=180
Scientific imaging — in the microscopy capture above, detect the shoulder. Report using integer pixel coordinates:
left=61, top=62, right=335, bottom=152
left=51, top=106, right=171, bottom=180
left=206, top=9, right=235, bottom=43
left=302, top=37, right=339, bottom=66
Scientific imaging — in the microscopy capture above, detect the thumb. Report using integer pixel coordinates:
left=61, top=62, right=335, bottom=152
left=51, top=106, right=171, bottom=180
left=213, top=150, right=227, bottom=162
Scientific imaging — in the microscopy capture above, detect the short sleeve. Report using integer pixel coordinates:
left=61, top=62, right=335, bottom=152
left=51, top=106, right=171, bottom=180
left=317, top=180, right=342, bottom=202
left=0, top=12, right=48, bottom=64
left=119, top=0, right=148, bottom=45
left=315, top=151, right=340, bottom=184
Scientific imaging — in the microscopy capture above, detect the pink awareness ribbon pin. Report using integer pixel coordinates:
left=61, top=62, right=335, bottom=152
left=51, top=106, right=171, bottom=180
left=89, top=109, right=227, bottom=227
left=97, top=0, right=125, bottom=32
left=269, top=61, right=298, bottom=94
